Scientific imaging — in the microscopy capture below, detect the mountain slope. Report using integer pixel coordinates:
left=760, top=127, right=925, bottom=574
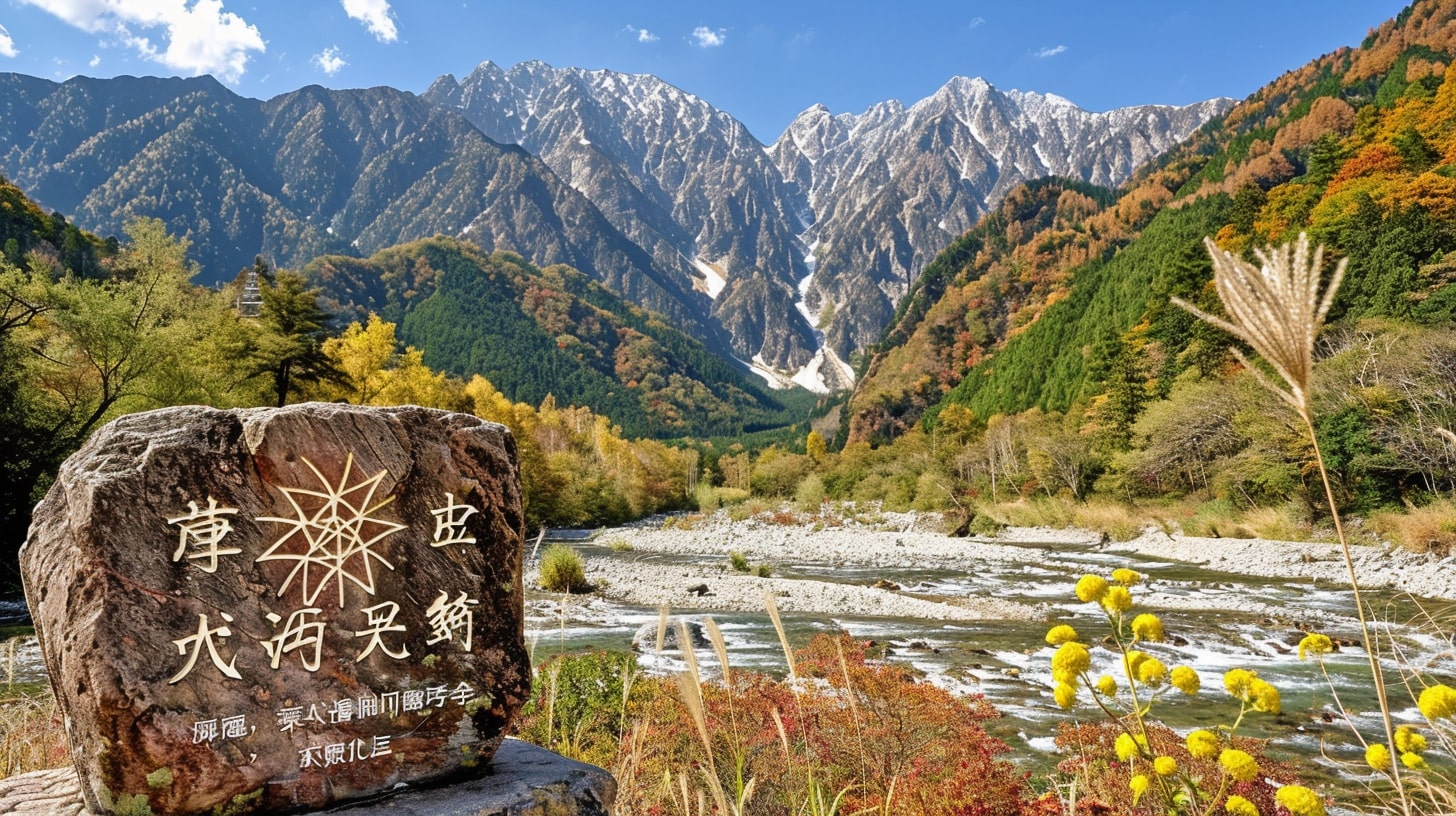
left=0, top=74, right=731, bottom=356
left=849, top=0, right=1456, bottom=443
left=771, top=80, right=1233, bottom=359
left=307, top=237, right=792, bottom=438
left=0, top=68, right=1229, bottom=393
left=425, top=63, right=1229, bottom=386
left=424, top=61, right=819, bottom=372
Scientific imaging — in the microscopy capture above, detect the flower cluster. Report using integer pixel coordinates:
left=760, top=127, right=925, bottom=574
left=1047, top=570, right=1199, bottom=712
left=1302, top=632, right=1454, bottom=786
left=1224, top=668, right=1281, bottom=714
left=1418, top=683, right=1456, bottom=721
left=1045, top=569, right=1322, bottom=816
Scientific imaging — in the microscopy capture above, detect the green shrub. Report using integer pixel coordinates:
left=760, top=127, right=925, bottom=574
left=728, top=551, right=750, bottom=572
left=513, top=651, right=643, bottom=768
left=968, top=513, right=1005, bottom=537
left=795, top=473, right=826, bottom=513
left=717, top=487, right=750, bottom=505
left=694, top=482, right=720, bottom=512
left=539, top=544, right=589, bottom=593
left=754, top=563, right=773, bottom=578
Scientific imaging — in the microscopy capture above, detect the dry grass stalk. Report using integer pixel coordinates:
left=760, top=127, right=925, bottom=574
left=704, top=618, right=732, bottom=689
left=1175, top=232, right=1409, bottom=815
left=674, top=621, right=732, bottom=815
left=1172, top=233, right=1345, bottom=412
left=763, top=589, right=797, bottom=680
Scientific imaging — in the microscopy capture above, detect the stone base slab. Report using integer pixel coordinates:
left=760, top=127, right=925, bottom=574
left=0, top=740, right=615, bottom=816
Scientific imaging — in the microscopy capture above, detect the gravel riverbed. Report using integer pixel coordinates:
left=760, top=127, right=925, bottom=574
left=526, top=510, right=1456, bottom=621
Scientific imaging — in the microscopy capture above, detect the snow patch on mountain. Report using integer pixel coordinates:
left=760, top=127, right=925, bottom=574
left=692, top=257, right=727, bottom=299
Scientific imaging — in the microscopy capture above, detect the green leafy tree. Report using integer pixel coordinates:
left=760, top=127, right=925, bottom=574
left=250, top=269, right=341, bottom=407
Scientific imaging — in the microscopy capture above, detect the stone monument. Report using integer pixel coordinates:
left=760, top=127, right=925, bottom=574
left=20, top=403, right=534, bottom=815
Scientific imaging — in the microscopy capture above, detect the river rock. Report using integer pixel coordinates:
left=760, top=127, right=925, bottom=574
left=21, top=404, right=532, bottom=815
left=630, top=619, right=709, bottom=652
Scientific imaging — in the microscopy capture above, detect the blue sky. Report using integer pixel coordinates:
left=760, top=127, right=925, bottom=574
left=0, top=1, right=1412, bottom=142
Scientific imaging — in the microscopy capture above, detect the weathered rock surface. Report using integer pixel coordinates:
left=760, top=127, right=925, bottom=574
left=21, top=403, right=532, bottom=815
left=0, top=739, right=616, bottom=816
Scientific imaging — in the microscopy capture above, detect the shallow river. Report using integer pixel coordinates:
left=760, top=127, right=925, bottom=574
left=2, top=531, right=1450, bottom=800
left=526, top=533, right=1456, bottom=790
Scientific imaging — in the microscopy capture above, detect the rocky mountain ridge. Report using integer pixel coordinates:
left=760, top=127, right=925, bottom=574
left=770, top=78, right=1233, bottom=357
left=0, top=67, right=1230, bottom=393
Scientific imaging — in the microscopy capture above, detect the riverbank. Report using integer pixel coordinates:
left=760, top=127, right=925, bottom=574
left=531, top=510, right=1456, bottom=620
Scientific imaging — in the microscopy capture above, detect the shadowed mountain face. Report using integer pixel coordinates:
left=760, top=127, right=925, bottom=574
left=0, top=69, right=1227, bottom=391
left=0, top=73, right=731, bottom=357
left=770, top=80, right=1233, bottom=359
left=424, top=61, right=820, bottom=373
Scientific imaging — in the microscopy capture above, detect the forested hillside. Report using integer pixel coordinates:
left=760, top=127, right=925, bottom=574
left=306, top=238, right=800, bottom=440
left=828, top=0, right=1456, bottom=529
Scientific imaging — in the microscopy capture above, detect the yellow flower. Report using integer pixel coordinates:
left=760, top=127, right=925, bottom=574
left=1219, top=748, right=1258, bottom=782
left=1297, top=633, right=1332, bottom=660
left=1249, top=678, right=1281, bottom=714
left=1418, top=684, right=1456, bottom=721
left=1045, top=624, right=1079, bottom=646
left=1115, top=732, right=1147, bottom=762
left=1136, top=657, right=1168, bottom=687
left=1112, top=567, right=1142, bottom=585
left=1224, top=669, right=1279, bottom=713
left=1170, top=666, right=1200, bottom=695
left=1096, top=674, right=1117, bottom=696
left=1395, top=725, right=1426, bottom=754
left=1131, top=613, right=1164, bottom=643
left=1052, top=642, right=1091, bottom=683
left=1224, top=668, right=1256, bottom=698
left=1225, top=795, right=1260, bottom=816
left=1124, top=650, right=1148, bottom=676
left=1186, top=729, right=1220, bottom=759
left=1075, top=574, right=1109, bottom=603
left=1101, top=586, right=1133, bottom=614
left=1365, top=743, right=1391, bottom=771
left=1153, top=755, right=1177, bottom=776
left=1053, top=681, right=1077, bottom=709
left=1129, top=774, right=1150, bottom=804
left=1274, top=785, right=1325, bottom=816
left=1402, top=751, right=1428, bottom=770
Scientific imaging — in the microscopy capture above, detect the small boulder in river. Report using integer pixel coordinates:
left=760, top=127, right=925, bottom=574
left=872, top=579, right=901, bottom=591
left=21, top=404, right=531, bottom=816
left=632, top=619, right=710, bottom=652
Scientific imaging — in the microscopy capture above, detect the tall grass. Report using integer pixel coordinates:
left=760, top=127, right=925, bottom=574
left=0, top=689, right=67, bottom=777
left=1177, top=233, right=1416, bottom=814
left=1369, top=499, right=1456, bottom=556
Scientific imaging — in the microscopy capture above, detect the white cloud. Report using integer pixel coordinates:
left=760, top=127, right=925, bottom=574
left=622, top=24, right=658, bottom=43
left=89, top=53, right=101, bottom=67
left=312, top=45, right=346, bottom=75
left=0, top=24, right=16, bottom=58
left=690, top=25, right=725, bottom=48
left=968, top=16, right=985, bottom=29
left=17, top=0, right=265, bottom=81
left=340, top=0, right=397, bottom=42
left=1034, top=44, right=1067, bottom=58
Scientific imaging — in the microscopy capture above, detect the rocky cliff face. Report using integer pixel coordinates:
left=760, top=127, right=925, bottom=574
left=425, top=61, right=818, bottom=370
left=0, top=73, right=729, bottom=355
left=771, top=79, right=1233, bottom=358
